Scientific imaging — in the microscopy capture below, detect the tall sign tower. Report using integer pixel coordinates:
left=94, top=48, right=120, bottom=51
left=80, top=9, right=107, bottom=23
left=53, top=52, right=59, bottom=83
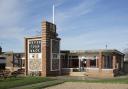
left=42, top=21, right=61, bottom=76
left=25, top=5, right=61, bottom=76
left=25, top=21, right=61, bottom=76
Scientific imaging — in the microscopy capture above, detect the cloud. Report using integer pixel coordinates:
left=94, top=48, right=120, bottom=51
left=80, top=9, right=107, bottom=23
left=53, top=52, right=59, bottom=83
left=0, top=0, right=28, bottom=52
left=0, top=0, right=24, bottom=31
left=54, top=0, right=67, bottom=7
left=0, top=0, right=127, bottom=52
left=54, top=0, right=101, bottom=32
left=0, top=0, right=49, bottom=52
left=0, top=0, right=24, bottom=26
left=61, top=27, right=128, bottom=50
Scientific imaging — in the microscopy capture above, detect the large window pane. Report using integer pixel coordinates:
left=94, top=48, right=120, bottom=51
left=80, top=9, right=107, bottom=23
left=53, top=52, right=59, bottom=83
left=104, top=56, right=112, bottom=69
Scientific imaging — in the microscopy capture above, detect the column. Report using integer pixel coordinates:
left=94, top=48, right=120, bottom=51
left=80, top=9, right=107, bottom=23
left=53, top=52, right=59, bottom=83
left=69, top=58, right=72, bottom=68
left=78, top=57, right=81, bottom=70
left=41, top=21, right=47, bottom=77
left=25, top=38, right=28, bottom=76
left=99, top=51, right=103, bottom=69
left=113, top=55, right=116, bottom=69
left=102, top=56, right=105, bottom=68
left=96, top=58, right=99, bottom=68
left=86, top=59, right=90, bottom=68
left=67, top=56, right=69, bottom=68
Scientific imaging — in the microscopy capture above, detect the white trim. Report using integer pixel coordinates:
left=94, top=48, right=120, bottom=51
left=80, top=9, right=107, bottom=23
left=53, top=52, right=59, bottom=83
left=62, top=68, right=79, bottom=69
left=86, top=68, right=99, bottom=70
left=21, top=57, right=25, bottom=60
left=79, top=56, right=98, bottom=60
left=50, top=39, right=52, bottom=71
left=5, top=67, right=12, bottom=68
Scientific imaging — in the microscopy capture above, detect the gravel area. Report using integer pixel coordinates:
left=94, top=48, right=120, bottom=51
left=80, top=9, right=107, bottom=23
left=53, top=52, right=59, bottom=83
left=44, top=82, right=128, bottom=89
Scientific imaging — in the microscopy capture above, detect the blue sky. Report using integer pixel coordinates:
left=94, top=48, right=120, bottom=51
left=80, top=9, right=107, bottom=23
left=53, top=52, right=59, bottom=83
left=0, top=0, right=128, bottom=52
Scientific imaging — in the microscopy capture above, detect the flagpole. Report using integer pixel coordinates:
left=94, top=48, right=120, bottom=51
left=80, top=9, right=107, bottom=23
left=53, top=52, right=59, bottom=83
left=53, top=4, right=55, bottom=24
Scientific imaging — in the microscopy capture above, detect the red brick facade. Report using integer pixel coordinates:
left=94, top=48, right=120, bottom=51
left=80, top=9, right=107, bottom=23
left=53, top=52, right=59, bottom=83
left=25, top=21, right=60, bottom=77
left=61, top=50, right=124, bottom=78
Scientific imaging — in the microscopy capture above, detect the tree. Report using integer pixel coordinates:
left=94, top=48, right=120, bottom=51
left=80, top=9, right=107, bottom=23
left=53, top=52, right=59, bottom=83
left=123, top=48, right=128, bottom=62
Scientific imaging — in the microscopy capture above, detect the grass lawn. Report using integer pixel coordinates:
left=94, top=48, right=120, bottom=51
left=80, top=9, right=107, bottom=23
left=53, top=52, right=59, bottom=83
left=0, top=76, right=55, bottom=89
left=0, top=76, right=128, bottom=89
left=66, top=77, right=128, bottom=84
left=15, top=80, right=64, bottom=89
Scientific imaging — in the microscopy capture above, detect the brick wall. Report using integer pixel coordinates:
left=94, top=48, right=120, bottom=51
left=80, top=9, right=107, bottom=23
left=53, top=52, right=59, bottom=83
left=42, top=21, right=60, bottom=76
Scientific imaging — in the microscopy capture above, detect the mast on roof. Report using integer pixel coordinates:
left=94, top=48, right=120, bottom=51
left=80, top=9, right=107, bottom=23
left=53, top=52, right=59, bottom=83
left=53, top=4, right=55, bottom=24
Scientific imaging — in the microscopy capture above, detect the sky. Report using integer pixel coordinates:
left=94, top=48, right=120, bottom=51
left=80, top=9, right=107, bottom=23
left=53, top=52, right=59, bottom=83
left=0, top=0, right=128, bottom=52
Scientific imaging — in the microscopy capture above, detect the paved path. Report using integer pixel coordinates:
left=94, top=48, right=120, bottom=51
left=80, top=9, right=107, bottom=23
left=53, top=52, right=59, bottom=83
left=45, top=82, right=128, bottom=89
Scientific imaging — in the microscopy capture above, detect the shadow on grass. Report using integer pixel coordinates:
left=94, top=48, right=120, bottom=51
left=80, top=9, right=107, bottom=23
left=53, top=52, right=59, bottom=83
left=0, top=76, right=55, bottom=89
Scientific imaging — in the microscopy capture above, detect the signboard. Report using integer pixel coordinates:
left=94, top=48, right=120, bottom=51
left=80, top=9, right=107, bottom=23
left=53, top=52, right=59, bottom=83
left=28, top=39, right=42, bottom=71
left=29, top=40, right=41, bottom=53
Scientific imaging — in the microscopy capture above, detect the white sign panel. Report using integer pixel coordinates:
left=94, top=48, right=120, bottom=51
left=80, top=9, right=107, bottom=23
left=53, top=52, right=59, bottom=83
left=28, top=38, right=42, bottom=71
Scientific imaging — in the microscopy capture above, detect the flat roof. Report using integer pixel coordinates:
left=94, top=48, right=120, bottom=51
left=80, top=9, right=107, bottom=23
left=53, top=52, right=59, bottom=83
left=24, top=36, right=41, bottom=39
left=66, top=49, right=124, bottom=55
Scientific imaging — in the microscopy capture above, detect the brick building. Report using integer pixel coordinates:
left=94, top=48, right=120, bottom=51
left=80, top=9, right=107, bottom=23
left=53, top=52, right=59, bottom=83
left=25, top=21, right=60, bottom=76
left=5, top=52, right=25, bottom=71
left=61, top=50, right=124, bottom=78
left=25, top=20, right=124, bottom=78
left=0, top=47, right=6, bottom=69
left=0, top=48, right=25, bottom=72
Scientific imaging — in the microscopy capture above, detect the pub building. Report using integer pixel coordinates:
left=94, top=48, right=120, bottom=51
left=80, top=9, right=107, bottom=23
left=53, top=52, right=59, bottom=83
left=25, top=20, right=124, bottom=78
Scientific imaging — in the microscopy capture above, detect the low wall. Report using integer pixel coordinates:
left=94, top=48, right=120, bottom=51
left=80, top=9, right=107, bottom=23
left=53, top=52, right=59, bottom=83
left=61, top=68, right=79, bottom=75
left=69, top=72, right=85, bottom=76
left=85, top=68, right=114, bottom=78
left=61, top=68, right=116, bottom=78
left=5, top=67, right=23, bottom=72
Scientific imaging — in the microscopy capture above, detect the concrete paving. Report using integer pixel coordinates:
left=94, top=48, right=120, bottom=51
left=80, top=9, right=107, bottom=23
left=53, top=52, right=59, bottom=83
left=45, top=82, right=128, bottom=89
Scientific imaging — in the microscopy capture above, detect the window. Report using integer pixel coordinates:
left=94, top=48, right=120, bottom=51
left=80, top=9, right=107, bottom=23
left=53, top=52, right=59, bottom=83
left=61, top=55, right=65, bottom=59
left=69, top=59, right=79, bottom=68
left=90, top=59, right=96, bottom=67
left=51, top=39, right=60, bottom=71
left=104, top=56, right=112, bottom=69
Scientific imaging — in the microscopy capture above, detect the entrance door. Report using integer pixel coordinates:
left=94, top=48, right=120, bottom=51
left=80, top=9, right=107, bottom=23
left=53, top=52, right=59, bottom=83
left=82, top=59, right=86, bottom=71
left=79, top=59, right=86, bottom=72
